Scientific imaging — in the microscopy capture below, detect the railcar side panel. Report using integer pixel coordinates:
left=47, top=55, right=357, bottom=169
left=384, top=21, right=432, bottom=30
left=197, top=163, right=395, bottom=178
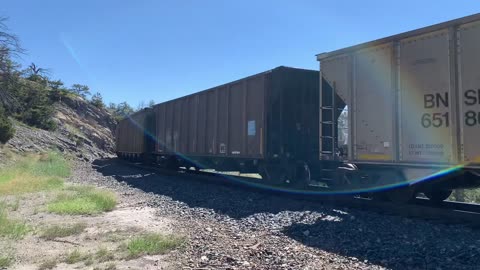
left=155, top=104, right=166, bottom=153
left=180, top=98, right=189, bottom=153
left=228, top=82, right=245, bottom=156
left=246, top=75, right=265, bottom=157
left=458, top=21, right=480, bottom=164
left=116, top=109, right=152, bottom=154
left=188, top=95, right=198, bottom=153
left=320, top=55, right=351, bottom=104
left=173, top=100, right=182, bottom=153
left=399, top=30, right=454, bottom=163
left=197, top=93, right=208, bottom=154
left=206, top=89, right=217, bottom=155
left=354, top=44, right=395, bottom=161
left=217, top=87, right=229, bottom=156
left=165, top=102, right=174, bottom=152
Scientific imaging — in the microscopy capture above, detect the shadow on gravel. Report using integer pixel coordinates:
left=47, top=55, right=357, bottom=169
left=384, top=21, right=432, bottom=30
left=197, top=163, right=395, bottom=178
left=92, top=158, right=333, bottom=219
left=282, top=213, right=480, bottom=270
left=93, top=158, right=480, bottom=270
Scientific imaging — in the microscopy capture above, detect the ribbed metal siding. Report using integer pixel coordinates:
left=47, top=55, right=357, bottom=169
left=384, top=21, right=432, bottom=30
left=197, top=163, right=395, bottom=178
left=153, top=72, right=268, bottom=158
left=116, top=109, right=150, bottom=154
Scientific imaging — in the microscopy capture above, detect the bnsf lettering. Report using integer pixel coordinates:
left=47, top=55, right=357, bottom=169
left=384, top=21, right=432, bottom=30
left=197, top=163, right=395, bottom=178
left=424, top=92, right=449, bottom=108
left=464, top=89, right=480, bottom=106
left=463, top=89, right=480, bottom=127
left=465, top=111, right=480, bottom=127
left=421, top=112, right=449, bottom=128
left=421, top=92, right=449, bottom=128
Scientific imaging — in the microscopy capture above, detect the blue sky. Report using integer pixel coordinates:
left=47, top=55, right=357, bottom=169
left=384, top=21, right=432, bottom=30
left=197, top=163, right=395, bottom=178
left=1, top=1, right=479, bottom=107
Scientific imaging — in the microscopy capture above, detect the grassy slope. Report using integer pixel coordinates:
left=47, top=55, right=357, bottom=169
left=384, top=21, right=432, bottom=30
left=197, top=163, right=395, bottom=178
left=0, top=152, right=69, bottom=195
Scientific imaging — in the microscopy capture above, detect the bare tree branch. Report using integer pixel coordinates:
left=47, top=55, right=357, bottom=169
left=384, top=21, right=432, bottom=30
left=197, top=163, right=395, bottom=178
left=0, top=17, right=24, bottom=112
left=0, top=17, right=24, bottom=56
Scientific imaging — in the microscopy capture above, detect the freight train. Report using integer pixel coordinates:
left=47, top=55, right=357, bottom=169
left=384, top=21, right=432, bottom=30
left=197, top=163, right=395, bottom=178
left=116, top=14, right=480, bottom=203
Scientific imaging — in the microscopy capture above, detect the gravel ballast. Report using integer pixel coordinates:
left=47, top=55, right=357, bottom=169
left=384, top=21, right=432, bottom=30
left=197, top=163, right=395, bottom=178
left=70, top=159, right=480, bottom=270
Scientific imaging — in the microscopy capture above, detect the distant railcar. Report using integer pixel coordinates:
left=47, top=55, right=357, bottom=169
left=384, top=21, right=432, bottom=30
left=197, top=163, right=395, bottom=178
left=115, top=108, right=155, bottom=160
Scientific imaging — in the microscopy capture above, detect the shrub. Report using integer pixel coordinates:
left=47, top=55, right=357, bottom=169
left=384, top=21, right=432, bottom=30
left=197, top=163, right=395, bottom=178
left=19, top=105, right=57, bottom=131
left=90, top=92, right=105, bottom=109
left=0, top=105, right=14, bottom=143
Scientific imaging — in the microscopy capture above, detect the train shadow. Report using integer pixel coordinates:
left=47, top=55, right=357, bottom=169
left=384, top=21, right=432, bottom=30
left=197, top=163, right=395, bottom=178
left=92, top=158, right=330, bottom=218
left=281, top=211, right=480, bottom=270
left=92, top=158, right=479, bottom=270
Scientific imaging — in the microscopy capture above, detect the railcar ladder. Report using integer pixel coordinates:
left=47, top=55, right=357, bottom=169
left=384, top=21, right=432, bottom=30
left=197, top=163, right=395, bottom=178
left=319, top=80, right=339, bottom=183
left=320, top=80, right=336, bottom=160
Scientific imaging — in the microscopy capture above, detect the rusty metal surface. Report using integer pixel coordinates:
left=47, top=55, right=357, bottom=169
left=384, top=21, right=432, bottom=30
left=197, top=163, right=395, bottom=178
left=116, top=108, right=153, bottom=154
left=153, top=71, right=268, bottom=159
left=152, top=67, right=319, bottom=161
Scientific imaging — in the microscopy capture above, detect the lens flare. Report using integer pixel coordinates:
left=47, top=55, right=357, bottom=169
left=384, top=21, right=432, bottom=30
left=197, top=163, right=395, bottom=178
left=60, top=33, right=97, bottom=85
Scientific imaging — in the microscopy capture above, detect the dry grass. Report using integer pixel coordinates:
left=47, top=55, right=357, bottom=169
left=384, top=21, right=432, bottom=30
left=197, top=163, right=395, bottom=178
left=95, top=247, right=115, bottom=262
left=37, top=258, right=58, bottom=270
left=40, top=223, right=87, bottom=240
left=65, top=249, right=92, bottom=264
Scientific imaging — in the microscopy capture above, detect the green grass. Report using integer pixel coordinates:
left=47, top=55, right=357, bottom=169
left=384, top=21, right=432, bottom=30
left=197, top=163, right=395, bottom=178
left=27, top=152, right=71, bottom=178
left=0, top=256, right=13, bottom=268
left=40, top=223, right=87, bottom=240
left=0, top=151, right=69, bottom=195
left=124, top=233, right=184, bottom=259
left=0, top=207, right=28, bottom=239
left=47, top=185, right=117, bottom=215
left=95, top=247, right=115, bottom=262
left=65, top=249, right=92, bottom=264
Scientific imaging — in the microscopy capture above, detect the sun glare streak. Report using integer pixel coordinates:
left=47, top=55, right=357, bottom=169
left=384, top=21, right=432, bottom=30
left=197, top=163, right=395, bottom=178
left=60, top=32, right=98, bottom=86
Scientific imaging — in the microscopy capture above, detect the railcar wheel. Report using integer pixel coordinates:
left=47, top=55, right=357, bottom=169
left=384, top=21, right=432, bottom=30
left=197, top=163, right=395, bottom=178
left=165, top=157, right=179, bottom=171
left=289, top=162, right=311, bottom=189
left=424, top=189, right=452, bottom=202
left=382, top=171, right=416, bottom=204
left=259, top=164, right=288, bottom=186
left=385, top=187, right=415, bottom=204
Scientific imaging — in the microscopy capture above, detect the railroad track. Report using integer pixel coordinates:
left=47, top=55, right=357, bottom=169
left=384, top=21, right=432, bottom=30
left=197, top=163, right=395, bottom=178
left=118, top=159, right=480, bottom=229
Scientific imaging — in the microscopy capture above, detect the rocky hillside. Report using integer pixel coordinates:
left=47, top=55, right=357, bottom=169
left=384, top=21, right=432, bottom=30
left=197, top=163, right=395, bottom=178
left=3, top=94, right=117, bottom=161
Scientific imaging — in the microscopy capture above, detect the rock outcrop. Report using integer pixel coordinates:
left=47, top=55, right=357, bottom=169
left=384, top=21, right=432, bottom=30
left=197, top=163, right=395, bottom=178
left=4, top=95, right=117, bottom=161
